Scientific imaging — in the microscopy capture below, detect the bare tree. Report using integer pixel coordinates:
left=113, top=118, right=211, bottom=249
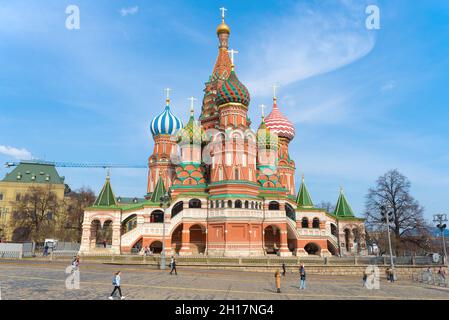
left=63, top=187, right=96, bottom=242
left=365, top=169, right=427, bottom=255
left=317, top=201, right=335, bottom=213
left=10, top=185, right=62, bottom=242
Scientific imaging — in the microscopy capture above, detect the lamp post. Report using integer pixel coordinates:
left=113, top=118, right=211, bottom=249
left=380, top=205, right=395, bottom=271
left=433, top=214, right=448, bottom=268
left=160, top=192, right=170, bottom=270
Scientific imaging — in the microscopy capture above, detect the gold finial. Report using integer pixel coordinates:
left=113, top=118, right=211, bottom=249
left=217, top=7, right=230, bottom=34
left=165, top=88, right=172, bottom=105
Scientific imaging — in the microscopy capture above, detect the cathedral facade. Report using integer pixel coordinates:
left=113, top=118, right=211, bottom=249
left=80, top=14, right=367, bottom=257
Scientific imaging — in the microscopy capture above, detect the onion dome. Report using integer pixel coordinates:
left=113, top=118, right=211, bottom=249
left=150, top=99, right=183, bottom=136
left=217, top=21, right=230, bottom=35
left=265, top=98, right=295, bottom=140
left=178, top=107, right=203, bottom=145
left=257, top=117, right=278, bottom=150
left=216, top=69, right=250, bottom=107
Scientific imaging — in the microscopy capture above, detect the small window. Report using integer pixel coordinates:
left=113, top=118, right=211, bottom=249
left=0, top=193, right=3, bottom=201
left=16, top=194, right=21, bottom=202
left=46, top=212, right=54, bottom=220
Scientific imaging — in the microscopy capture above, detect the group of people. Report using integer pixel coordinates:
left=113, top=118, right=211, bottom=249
left=274, top=263, right=306, bottom=293
left=139, top=246, right=154, bottom=256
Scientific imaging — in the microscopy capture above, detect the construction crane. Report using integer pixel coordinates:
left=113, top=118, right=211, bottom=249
left=4, top=160, right=147, bottom=169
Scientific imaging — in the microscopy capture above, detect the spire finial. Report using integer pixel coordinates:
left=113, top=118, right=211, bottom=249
left=106, top=168, right=110, bottom=180
left=259, top=104, right=266, bottom=119
left=272, top=84, right=279, bottom=101
left=164, top=88, right=172, bottom=105
left=340, top=186, right=344, bottom=194
left=302, top=174, right=305, bottom=183
left=228, top=49, right=239, bottom=68
left=220, top=7, right=227, bottom=22
left=188, top=97, right=197, bottom=116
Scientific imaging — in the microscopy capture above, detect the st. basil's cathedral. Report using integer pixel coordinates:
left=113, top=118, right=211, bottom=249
left=80, top=11, right=367, bottom=257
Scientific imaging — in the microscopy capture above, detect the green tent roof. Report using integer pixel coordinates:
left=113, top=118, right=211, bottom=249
left=2, top=161, right=65, bottom=184
left=334, top=188, right=355, bottom=217
left=296, top=176, right=314, bottom=208
left=93, top=175, right=117, bottom=207
left=150, top=175, right=167, bottom=203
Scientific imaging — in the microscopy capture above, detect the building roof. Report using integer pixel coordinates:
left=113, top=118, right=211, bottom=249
left=333, top=188, right=355, bottom=217
left=93, top=175, right=118, bottom=207
left=2, top=161, right=65, bottom=184
left=150, top=175, right=167, bottom=204
left=150, top=100, right=183, bottom=136
left=296, top=176, right=314, bottom=208
left=216, top=69, right=250, bottom=107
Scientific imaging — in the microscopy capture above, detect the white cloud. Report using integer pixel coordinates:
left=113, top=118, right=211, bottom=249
left=119, top=6, right=139, bottom=17
left=0, top=145, right=32, bottom=160
left=243, top=1, right=376, bottom=97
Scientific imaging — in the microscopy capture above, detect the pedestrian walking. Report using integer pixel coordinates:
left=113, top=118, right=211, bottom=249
left=282, top=263, right=286, bottom=277
left=109, top=271, right=125, bottom=300
left=438, top=267, right=446, bottom=284
left=362, top=271, right=368, bottom=288
left=274, top=270, right=281, bottom=293
left=71, top=255, right=80, bottom=273
left=299, top=263, right=306, bottom=290
left=170, top=257, right=177, bottom=275
left=103, top=240, right=107, bottom=248
left=43, top=244, right=49, bottom=256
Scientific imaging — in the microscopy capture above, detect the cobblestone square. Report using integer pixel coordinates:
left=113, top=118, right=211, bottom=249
left=0, top=260, right=448, bottom=300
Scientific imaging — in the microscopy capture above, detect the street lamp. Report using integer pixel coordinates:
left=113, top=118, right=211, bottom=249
left=160, top=191, right=171, bottom=270
left=380, top=205, right=395, bottom=272
left=433, top=214, right=448, bottom=268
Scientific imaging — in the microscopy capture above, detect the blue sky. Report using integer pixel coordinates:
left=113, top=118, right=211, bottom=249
left=1, top=0, right=448, bottom=221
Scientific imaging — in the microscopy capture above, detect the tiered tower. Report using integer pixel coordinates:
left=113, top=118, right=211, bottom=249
left=147, top=90, right=182, bottom=197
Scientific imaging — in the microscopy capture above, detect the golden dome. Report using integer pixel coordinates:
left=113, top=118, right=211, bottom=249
left=216, top=21, right=230, bottom=34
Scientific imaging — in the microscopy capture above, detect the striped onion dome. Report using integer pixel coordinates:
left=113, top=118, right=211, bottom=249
left=150, top=103, right=183, bottom=136
left=216, top=69, right=250, bottom=107
left=264, top=99, right=295, bottom=140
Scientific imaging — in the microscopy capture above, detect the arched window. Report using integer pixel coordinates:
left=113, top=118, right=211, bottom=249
left=268, top=201, right=280, bottom=211
left=189, top=199, right=202, bottom=209
left=235, top=168, right=239, bottom=180
left=285, top=203, right=295, bottom=220
left=251, top=201, right=254, bottom=209
left=228, top=200, right=233, bottom=208
left=150, top=210, right=164, bottom=223
left=210, top=201, right=214, bottom=208
left=312, top=218, right=320, bottom=229
left=244, top=201, right=249, bottom=209
left=171, top=201, right=183, bottom=218
left=302, top=217, right=309, bottom=228
left=215, top=200, right=219, bottom=209
left=221, top=200, right=225, bottom=208
left=330, top=224, right=338, bottom=237
left=235, top=200, right=242, bottom=208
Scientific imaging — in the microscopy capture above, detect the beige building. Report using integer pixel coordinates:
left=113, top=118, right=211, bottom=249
left=0, top=161, right=67, bottom=241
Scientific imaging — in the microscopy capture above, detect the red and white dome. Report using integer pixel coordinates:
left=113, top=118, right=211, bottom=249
left=264, top=99, right=295, bottom=140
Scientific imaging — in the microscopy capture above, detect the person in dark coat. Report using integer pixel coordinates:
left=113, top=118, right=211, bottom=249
left=170, top=257, right=177, bottom=275
left=282, top=263, right=286, bottom=276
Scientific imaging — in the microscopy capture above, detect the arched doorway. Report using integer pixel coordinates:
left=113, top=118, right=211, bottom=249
left=93, top=220, right=112, bottom=248
left=189, top=224, right=206, bottom=254
left=150, top=241, right=163, bottom=254
left=344, top=229, right=351, bottom=252
left=264, top=225, right=281, bottom=254
left=304, top=242, right=321, bottom=255
left=122, top=214, right=137, bottom=234
left=131, top=238, right=142, bottom=254
left=171, top=224, right=183, bottom=254
left=171, top=201, right=183, bottom=218
left=150, top=210, right=164, bottom=223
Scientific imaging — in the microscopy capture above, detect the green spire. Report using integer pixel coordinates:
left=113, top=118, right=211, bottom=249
left=150, top=174, right=167, bottom=203
left=296, top=175, right=314, bottom=208
left=93, top=174, right=117, bottom=207
left=333, top=187, right=355, bottom=217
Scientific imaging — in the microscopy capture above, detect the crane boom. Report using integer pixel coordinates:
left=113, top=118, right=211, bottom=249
left=4, top=160, right=147, bottom=169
